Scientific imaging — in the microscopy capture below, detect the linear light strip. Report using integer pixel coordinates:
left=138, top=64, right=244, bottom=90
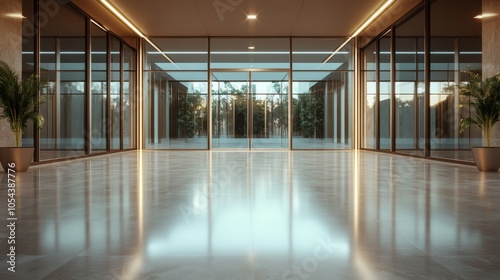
left=322, top=38, right=354, bottom=63
left=98, top=0, right=144, bottom=37
left=323, top=0, right=396, bottom=63
left=351, top=0, right=396, bottom=38
left=90, top=19, right=108, bottom=31
left=143, top=37, right=178, bottom=67
left=98, top=0, right=177, bottom=68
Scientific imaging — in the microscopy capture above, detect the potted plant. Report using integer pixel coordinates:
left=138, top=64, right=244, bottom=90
left=0, top=60, right=44, bottom=172
left=459, top=71, right=500, bottom=172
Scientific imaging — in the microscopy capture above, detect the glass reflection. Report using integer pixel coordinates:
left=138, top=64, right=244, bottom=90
left=39, top=2, right=86, bottom=160
left=363, top=42, right=377, bottom=149
left=379, top=35, right=391, bottom=150
left=124, top=45, right=136, bottom=149
left=11, top=151, right=491, bottom=279
left=212, top=73, right=249, bottom=149
left=292, top=38, right=353, bottom=149
left=91, top=24, right=108, bottom=153
left=110, top=36, right=121, bottom=150
left=144, top=38, right=209, bottom=149
left=362, top=0, right=484, bottom=162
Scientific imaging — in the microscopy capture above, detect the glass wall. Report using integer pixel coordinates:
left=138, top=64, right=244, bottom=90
left=39, top=2, right=86, bottom=160
left=91, top=23, right=108, bottom=154
left=379, top=35, right=391, bottom=150
left=21, top=0, right=36, bottom=148
left=110, top=36, right=122, bottom=150
left=430, top=0, right=482, bottom=161
left=21, top=1, right=137, bottom=161
left=210, top=38, right=290, bottom=69
left=292, top=38, right=353, bottom=149
left=123, top=45, right=137, bottom=149
left=362, top=42, right=377, bottom=150
left=394, top=9, right=425, bottom=155
left=210, top=38, right=290, bottom=149
left=361, top=0, right=486, bottom=163
left=144, top=37, right=354, bottom=150
left=144, top=38, right=208, bottom=149
left=211, top=71, right=289, bottom=149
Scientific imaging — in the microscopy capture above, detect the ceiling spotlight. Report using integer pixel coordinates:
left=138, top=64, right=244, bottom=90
left=247, top=15, right=257, bottom=20
left=474, top=13, right=498, bottom=19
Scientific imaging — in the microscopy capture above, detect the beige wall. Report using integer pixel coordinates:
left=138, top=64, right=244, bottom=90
left=482, top=0, right=500, bottom=146
left=0, top=0, right=22, bottom=147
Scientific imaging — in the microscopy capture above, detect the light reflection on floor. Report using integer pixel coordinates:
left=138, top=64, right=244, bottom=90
left=0, top=150, right=499, bottom=280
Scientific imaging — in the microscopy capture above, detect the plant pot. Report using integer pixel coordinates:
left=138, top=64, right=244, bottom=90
left=472, top=147, right=500, bottom=172
left=0, top=147, right=35, bottom=172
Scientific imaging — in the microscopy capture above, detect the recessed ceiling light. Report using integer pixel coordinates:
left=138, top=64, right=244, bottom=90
left=4, top=13, right=26, bottom=19
left=247, top=15, right=257, bottom=20
left=248, top=46, right=255, bottom=50
left=474, top=13, right=498, bottom=19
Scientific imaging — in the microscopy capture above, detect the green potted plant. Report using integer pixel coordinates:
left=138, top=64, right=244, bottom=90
left=459, top=71, right=500, bottom=172
left=0, top=60, right=44, bottom=172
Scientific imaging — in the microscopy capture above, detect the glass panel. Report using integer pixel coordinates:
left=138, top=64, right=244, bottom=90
left=394, top=9, right=424, bottom=155
left=379, top=36, right=391, bottom=150
left=21, top=0, right=35, bottom=147
left=123, top=45, right=136, bottom=149
left=212, top=72, right=249, bottom=149
left=146, top=38, right=207, bottom=71
left=144, top=38, right=208, bottom=149
left=110, top=36, right=121, bottom=150
left=210, top=38, right=290, bottom=69
left=291, top=38, right=353, bottom=149
left=39, top=2, right=86, bottom=160
left=430, top=0, right=482, bottom=162
left=91, top=23, right=107, bottom=153
left=292, top=38, right=353, bottom=71
left=251, top=72, right=289, bottom=149
left=362, top=42, right=377, bottom=149
left=292, top=72, right=352, bottom=149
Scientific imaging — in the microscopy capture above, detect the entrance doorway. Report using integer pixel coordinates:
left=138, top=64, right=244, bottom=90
left=211, top=70, right=289, bottom=149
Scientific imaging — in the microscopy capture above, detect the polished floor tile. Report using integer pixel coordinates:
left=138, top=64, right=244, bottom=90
left=0, top=150, right=499, bottom=279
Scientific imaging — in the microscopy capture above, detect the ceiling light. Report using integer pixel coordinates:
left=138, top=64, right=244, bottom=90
left=248, top=46, right=255, bottom=50
left=351, top=0, right=395, bottom=38
left=90, top=19, right=108, bottom=31
left=3, top=13, right=26, bottom=19
left=322, top=0, right=396, bottom=63
left=474, top=13, right=498, bottom=19
left=247, top=15, right=257, bottom=20
left=98, top=0, right=145, bottom=37
left=97, top=0, right=177, bottom=67
left=144, top=37, right=178, bottom=67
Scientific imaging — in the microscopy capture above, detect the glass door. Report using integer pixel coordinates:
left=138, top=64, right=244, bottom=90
left=211, top=70, right=289, bottom=149
left=251, top=71, right=289, bottom=149
left=212, top=71, right=250, bottom=148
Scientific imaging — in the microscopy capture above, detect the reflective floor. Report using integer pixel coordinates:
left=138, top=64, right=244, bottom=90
left=1, top=150, right=500, bottom=280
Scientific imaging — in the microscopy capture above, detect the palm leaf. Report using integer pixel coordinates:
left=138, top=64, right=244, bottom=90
left=0, top=60, right=45, bottom=147
left=459, top=71, right=500, bottom=146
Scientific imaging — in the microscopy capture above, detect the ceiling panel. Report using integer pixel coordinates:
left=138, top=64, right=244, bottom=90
left=114, top=0, right=208, bottom=36
left=292, top=0, right=386, bottom=36
left=193, top=0, right=304, bottom=36
left=97, top=0, right=390, bottom=37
